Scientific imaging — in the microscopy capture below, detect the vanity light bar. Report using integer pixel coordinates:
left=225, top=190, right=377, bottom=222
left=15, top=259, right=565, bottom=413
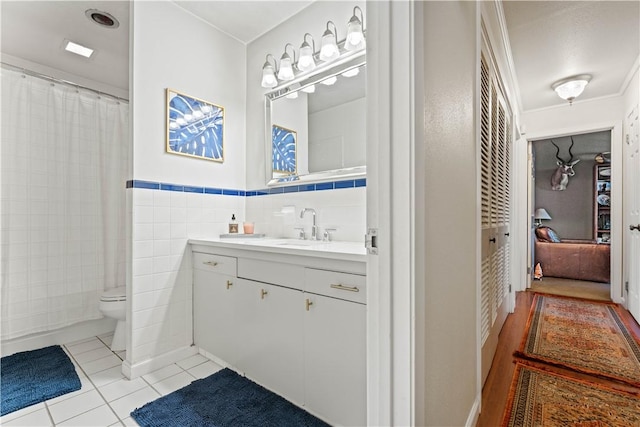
left=260, top=6, right=365, bottom=89
left=266, top=55, right=365, bottom=101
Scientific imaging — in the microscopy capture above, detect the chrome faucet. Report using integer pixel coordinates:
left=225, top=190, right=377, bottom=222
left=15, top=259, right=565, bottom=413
left=300, top=208, right=319, bottom=240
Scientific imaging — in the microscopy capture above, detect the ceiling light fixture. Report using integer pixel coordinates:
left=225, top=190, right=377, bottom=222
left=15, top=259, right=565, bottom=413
left=551, top=74, right=592, bottom=105
left=345, top=6, right=365, bottom=51
left=64, top=40, right=94, bottom=58
left=85, top=9, right=120, bottom=29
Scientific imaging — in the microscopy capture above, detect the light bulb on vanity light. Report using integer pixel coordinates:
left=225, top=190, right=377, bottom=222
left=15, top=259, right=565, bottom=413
left=261, top=54, right=278, bottom=88
left=297, top=33, right=316, bottom=72
left=277, top=43, right=296, bottom=81
left=301, top=84, right=315, bottom=93
left=344, top=6, right=366, bottom=51
left=321, top=76, right=337, bottom=86
left=319, top=21, right=339, bottom=61
left=341, top=67, right=359, bottom=78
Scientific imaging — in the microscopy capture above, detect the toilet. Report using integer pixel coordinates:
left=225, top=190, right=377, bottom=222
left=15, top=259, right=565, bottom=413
left=99, top=286, right=126, bottom=351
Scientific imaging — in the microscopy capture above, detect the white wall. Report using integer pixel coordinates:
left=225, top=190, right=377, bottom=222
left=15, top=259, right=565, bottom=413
left=128, top=0, right=246, bottom=370
left=245, top=187, right=365, bottom=243
left=523, top=97, right=624, bottom=138
left=309, top=97, right=366, bottom=172
left=418, top=2, right=480, bottom=425
left=623, top=63, right=639, bottom=114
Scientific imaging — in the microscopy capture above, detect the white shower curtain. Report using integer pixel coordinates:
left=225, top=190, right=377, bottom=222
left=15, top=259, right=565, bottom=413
left=1, top=67, right=130, bottom=340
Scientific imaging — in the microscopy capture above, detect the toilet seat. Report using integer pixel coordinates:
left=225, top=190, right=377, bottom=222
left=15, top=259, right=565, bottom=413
left=101, top=286, right=126, bottom=302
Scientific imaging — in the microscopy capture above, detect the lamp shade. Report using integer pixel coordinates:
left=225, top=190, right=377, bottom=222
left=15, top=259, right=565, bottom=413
left=319, top=22, right=339, bottom=61
left=345, top=6, right=365, bottom=51
left=534, top=208, right=551, bottom=220
left=261, top=63, right=277, bottom=88
left=277, top=53, right=294, bottom=81
left=261, top=55, right=277, bottom=88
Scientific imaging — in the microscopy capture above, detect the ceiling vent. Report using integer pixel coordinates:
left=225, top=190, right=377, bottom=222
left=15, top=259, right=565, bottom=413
left=85, top=9, right=120, bottom=29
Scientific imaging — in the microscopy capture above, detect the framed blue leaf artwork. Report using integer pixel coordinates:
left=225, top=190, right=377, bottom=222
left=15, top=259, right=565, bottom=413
left=272, top=124, right=297, bottom=174
left=166, top=89, right=224, bottom=162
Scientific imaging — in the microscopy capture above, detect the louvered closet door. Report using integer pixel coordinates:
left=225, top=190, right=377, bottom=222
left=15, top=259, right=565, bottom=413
left=480, top=52, right=511, bottom=385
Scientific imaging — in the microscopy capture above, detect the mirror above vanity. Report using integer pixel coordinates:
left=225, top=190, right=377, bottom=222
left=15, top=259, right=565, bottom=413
left=262, top=7, right=367, bottom=187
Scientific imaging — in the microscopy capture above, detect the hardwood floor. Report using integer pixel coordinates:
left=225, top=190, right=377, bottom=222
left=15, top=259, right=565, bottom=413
left=476, top=289, right=640, bottom=427
left=476, top=291, right=533, bottom=427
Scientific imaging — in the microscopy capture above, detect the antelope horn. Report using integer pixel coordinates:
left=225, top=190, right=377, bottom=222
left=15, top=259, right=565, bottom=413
left=550, top=139, right=564, bottom=163
left=568, top=136, right=575, bottom=162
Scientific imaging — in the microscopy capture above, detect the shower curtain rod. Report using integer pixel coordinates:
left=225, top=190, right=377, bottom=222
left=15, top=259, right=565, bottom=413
left=1, top=62, right=129, bottom=103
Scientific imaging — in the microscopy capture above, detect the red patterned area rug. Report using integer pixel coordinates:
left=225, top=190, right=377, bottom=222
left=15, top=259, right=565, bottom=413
left=516, top=294, right=640, bottom=387
left=501, top=361, right=640, bottom=427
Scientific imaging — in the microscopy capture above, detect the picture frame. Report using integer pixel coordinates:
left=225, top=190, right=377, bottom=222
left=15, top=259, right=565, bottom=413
left=166, top=88, right=224, bottom=162
left=272, top=124, right=297, bottom=174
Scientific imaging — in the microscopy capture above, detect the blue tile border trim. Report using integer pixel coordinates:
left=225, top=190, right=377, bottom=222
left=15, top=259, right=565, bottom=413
left=126, top=178, right=366, bottom=197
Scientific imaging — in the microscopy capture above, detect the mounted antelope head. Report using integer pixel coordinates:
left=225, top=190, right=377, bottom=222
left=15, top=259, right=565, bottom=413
left=550, top=137, right=580, bottom=191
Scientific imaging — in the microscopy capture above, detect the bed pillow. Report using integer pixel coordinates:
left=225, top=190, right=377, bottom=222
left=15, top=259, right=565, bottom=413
left=535, top=226, right=561, bottom=243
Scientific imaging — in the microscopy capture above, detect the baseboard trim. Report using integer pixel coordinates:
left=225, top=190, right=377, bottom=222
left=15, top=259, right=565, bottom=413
left=466, top=393, right=481, bottom=427
left=1, top=318, right=117, bottom=357
left=123, top=345, right=199, bottom=379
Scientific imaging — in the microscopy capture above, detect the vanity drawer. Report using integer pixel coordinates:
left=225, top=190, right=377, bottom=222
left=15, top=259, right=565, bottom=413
left=193, top=252, right=237, bottom=276
left=237, top=258, right=305, bottom=290
left=305, top=268, right=366, bottom=304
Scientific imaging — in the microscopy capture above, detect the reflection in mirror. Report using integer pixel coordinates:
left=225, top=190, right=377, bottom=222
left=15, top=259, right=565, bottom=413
left=266, top=55, right=366, bottom=185
left=272, top=124, right=297, bottom=174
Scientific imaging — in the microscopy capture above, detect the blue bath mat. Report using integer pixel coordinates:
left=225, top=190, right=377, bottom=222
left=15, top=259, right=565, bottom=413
left=131, top=368, right=330, bottom=427
left=1, top=345, right=81, bottom=416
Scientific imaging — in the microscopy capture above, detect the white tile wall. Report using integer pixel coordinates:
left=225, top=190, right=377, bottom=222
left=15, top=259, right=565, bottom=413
left=129, top=188, right=244, bottom=365
left=245, top=187, right=366, bottom=243
left=128, top=185, right=365, bottom=367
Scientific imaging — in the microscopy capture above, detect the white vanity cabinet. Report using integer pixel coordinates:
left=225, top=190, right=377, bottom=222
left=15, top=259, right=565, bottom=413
left=193, top=252, right=238, bottom=366
left=234, top=278, right=305, bottom=406
left=303, top=270, right=367, bottom=427
left=191, top=241, right=366, bottom=427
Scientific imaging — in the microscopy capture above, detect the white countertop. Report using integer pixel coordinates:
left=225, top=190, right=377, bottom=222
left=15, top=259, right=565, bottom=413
left=189, top=237, right=367, bottom=262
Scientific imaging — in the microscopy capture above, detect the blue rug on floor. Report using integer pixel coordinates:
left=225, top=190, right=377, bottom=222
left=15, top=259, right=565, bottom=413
left=1, top=345, right=81, bottom=416
left=131, top=368, right=330, bottom=427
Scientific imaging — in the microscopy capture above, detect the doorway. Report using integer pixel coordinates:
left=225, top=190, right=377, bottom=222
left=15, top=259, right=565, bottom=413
left=529, top=131, right=612, bottom=300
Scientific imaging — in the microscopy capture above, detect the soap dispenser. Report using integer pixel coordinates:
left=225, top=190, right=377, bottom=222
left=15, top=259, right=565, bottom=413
left=229, top=214, right=238, bottom=234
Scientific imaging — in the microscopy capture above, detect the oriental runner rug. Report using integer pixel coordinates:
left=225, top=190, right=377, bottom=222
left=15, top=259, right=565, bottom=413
left=516, top=294, right=640, bottom=387
left=501, top=361, right=640, bottom=427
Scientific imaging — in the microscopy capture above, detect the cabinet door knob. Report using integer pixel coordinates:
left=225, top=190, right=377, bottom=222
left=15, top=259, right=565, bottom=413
left=489, top=237, right=496, bottom=243
left=631, top=224, right=640, bottom=231
left=261, top=289, right=268, bottom=299
left=203, top=261, right=218, bottom=267
left=305, top=298, right=313, bottom=311
left=226, top=280, right=233, bottom=289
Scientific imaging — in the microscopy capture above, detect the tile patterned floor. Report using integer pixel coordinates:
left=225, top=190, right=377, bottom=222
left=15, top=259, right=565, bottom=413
left=0, top=334, right=223, bottom=426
